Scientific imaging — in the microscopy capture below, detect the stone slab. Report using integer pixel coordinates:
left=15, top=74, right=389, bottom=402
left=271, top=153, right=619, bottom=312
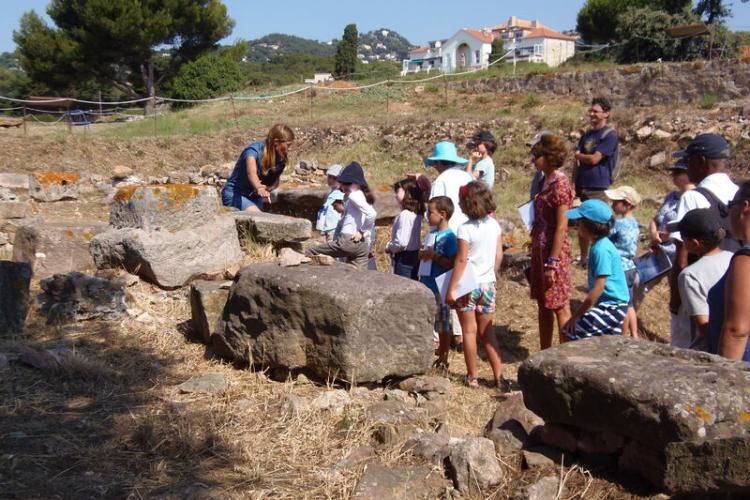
left=231, top=211, right=312, bottom=244
left=0, top=261, right=32, bottom=335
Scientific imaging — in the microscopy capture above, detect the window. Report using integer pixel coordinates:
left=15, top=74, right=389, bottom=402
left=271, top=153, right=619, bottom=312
left=534, top=44, right=542, bottom=55
left=475, top=50, right=480, bottom=64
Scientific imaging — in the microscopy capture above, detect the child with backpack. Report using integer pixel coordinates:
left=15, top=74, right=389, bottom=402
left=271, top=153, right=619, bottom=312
left=308, top=162, right=376, bottom=269
left=563, top=200, right=630, bottom=339
left=419, top=196, right=458, bottom=369
left=316, top=164, right=344, bottom=241
left=605, top=186, right=642, bottom=337
left=445, top=182, right=506, bottom=391
left=386, top=178, right=424, bottom=279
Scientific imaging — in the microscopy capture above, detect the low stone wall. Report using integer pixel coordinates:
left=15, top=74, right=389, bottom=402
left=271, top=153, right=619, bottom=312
left=452, top=60, right=750, bottom=106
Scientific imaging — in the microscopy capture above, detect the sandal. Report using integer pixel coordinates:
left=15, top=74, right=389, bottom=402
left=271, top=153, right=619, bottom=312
left=496, top=377, right=512, bottom=393
left=465, top=376, right=480, bottom=388
left=432, top=358, right=449, bottom=371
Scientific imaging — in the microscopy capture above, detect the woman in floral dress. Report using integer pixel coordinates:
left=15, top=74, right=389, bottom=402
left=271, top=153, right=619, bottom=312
left=529, top=134, right=574, bottom=349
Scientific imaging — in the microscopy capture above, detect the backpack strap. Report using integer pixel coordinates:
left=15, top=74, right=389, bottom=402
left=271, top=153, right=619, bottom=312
left=695, top=186, right=729, bottom=218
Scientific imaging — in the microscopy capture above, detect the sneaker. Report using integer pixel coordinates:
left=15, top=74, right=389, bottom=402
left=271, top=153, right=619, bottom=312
left=465, top=376, right=479, bottom=388
left=432, top=358, right=449, bottom=372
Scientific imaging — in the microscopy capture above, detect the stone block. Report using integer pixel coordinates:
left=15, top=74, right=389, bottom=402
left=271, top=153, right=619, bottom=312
left=352, top=463, right=448, bottom=500
left=448, top=436, right=503, bottom=493
left=269, top=186, right=329, bottom=221
left=212, top=263, right=435, bottom=383
left=29, top=172, right=79, bottom=202
left=484, top=392, right=544, bottom=437
left=518, top=336, right=750, bottom=495
left=0, top=261, right=32, bottom=335
left=0, top=173, right=30, bottom=190
left=90, top=216, right=243, bottom=289
left=231, top=211, right=312, bottom=244
left=37, top=272, right=127, bottom=324
left=0, top=201, right=34, bottom=220
left=12, top=218, right=108, bottom=278
left=189, top=280, right=231, bottom=344
left=110, top=184, right=221, bottom=231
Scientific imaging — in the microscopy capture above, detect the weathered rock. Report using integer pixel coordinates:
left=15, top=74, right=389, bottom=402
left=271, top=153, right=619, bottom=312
left=485, top=392, right=544, bottom=437
left=636, top=126, right=654, bottom=140
left=28, top=172, right=79, bottom=202
left=0, top=187, right=17, bottom=201
left=653, top=129, right=673, bottom=140
left=488, top=424, right=526, bottom=455
left=384, top=388, right=413, bottom=404
left=398, top=376, right=451, bottom=395
left=404, top=430, right=467, bottom=465
left=0, top=261, right=32, bottom=335
left=365, top=400, right=427, bottom=425
left=18, top=347, right=78, bottom=372
left=577, top=429, right=626, bottom=455
left=310, top=389, right=351, bottom=414
left=372, top=186, right=400, bottom=223
left=37, top=272, right=127, bottom=324
left=448, top=436, right=503, bottom=493
left=110, top=184, right=221, bottom=231
left=278, top=247, right=310, bottom=267
left=521, top=447, right=561, bottom=469
left=334, top=445, right=375, bottom=470
left=189, top=280, right=231, bottom=344
left=418, top=398, right=448, bottom=422
left=12, top=218, right=108, bottom=278
left=518, top=336, right=750, bottom=495
left=231, top=211, right=312, bottom=244
left=213, top=263, right=435, bottom=382
left=0, top=173, right=30, bottom=190
left=112, top=166, right=133, bottom=180
left=541, top=422, right=578, bottom=453
left=281, top=394, right=311, bottom=417
left=176, top=373, right=227, bottom=395
left=167, top=171, right=191, bottom=184
left=269, top=186, right=329, bottom=221
left=0, top=201, right=34, bottom=219
left=352, top=463, right=448, bottom=500
left=515, top=476, right=566, bottom=500
left=90, top=216, right=243, bottom=289
left=648, top=151, right=667, bottom=168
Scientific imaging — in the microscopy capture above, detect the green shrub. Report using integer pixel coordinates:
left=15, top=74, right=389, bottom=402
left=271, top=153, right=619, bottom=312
left=698, top=93, right=718, bottom=110
left=522, top=94, right=542, bottom=109
left=172, top=53, right=245, bottom=103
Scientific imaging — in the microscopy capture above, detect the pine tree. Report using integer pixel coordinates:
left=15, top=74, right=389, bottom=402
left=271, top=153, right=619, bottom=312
left=334, top=24, right=358, bottom=79
left=489, top=39, right=505, bottom=64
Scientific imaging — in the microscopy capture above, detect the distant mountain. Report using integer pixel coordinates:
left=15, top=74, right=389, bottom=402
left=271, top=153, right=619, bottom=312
left=244, top=29, right=415, bottom=63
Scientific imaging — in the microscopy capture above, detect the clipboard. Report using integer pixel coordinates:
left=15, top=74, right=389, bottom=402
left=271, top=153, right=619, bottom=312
left=518, top=200, right=535, bottom=231
left=635, top=249, right=673, bottom=285
left=434, top=265, right=480, bottom=305
left=418, top=232, right=437, bottom=276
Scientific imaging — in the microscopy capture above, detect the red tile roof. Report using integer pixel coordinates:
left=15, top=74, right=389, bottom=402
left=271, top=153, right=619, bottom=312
left=411, top=47, right=429, bottom=54
left=462, top=29, right=494, bottom=44
left=523, top=27, right=577, bottom=42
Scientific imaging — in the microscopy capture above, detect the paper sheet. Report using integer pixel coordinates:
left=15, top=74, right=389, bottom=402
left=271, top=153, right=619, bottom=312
left=434, top=264, right=480, bottom=305
left=518, top=200, right=535, bottom=231
left=418, top=232, right=437, bottom=276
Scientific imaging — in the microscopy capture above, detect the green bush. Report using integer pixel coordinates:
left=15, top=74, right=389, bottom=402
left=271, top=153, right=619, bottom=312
left=698, top=93, right=718, bottom=110
left=522, top=94, right=542, bottom=109
left=172, top=53, right=245, bottom=102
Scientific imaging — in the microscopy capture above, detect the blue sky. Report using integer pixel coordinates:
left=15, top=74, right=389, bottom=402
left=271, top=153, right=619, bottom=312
left=2, top=0, right=750, bottom=53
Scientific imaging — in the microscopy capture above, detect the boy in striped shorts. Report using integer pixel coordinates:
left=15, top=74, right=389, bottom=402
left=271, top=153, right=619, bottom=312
left=562, top=200, right=630, bottom=339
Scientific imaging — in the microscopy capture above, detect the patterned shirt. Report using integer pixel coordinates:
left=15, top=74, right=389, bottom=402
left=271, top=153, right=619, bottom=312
left=609, top=216, right=639, bottom=272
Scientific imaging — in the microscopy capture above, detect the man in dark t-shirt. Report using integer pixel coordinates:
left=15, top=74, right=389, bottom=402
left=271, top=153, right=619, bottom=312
left=574, top=96, right=619, bottom=266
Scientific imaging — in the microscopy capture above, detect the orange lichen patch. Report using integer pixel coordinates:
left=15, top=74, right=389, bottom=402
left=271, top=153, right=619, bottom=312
left=114, top=185, right=139, bottom=202
left=741, top=411, right=750, bottom=423
left=160, top=184, right=200, bottom=208
left=82, top=229, right=97, bottom=241
left=65, top=229, right=75, bottom=238
left=32, top=171, right=79, bottom=187
left=693, top=406, right=712, bottom=424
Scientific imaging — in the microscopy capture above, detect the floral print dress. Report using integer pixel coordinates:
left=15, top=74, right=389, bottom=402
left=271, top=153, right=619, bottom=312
left=530, top=174, right=574, bottom=309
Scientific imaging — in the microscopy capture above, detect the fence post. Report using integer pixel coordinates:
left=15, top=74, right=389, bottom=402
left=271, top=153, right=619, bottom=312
left=385, top=81, right=390, bottom=114
left=230, top=95, right=239, bottom=126
left=152, top=97, right=157, bottom=137
left=309, top=86, right=314, bottom=121
left=22, top=106, right=27, bottom=137
left=443, top=73, right=448, bottom=105
left=66, top=104, right=72, bottom=134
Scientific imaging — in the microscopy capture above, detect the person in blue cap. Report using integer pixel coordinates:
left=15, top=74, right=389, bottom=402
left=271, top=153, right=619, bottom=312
left=308, top=161, right=376, bottom=269
left=668, top=133, right=739, bottom=317
left=316, top=164, right=345, bottom=241
left=562, top=199, right=630, bottom=339
left=426, top=141, right=474, bottom=232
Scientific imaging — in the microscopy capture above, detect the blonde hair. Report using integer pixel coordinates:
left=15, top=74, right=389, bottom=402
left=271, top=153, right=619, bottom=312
left=262, top=124, right=295, bottom=175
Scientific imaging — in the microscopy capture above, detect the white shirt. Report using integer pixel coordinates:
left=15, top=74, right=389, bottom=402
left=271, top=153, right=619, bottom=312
left=339, top=189, right=377, bottom=237
left=474, top=157, right=495, bottom=190
left=430, top=167, right=473, bottom=232
left=386, top=209, right=422, bottom=253
left=457, top=216, right=502, bottom=284
left=670, top=173, right=738, bottom=250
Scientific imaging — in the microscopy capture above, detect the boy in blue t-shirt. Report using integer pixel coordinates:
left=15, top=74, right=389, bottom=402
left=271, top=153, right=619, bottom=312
left=419, top=196, right=458, bottom=368
left=606, top=185, right=642, bottom=337
left=563, top=200, right=630, bottom=339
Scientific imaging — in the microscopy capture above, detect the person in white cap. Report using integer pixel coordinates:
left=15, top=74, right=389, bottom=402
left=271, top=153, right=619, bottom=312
left=316, top=164, right=344, bottom=241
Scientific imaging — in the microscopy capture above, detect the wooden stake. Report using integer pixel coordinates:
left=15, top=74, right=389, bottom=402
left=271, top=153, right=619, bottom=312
left=22, top=106, right=27, bottom=136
